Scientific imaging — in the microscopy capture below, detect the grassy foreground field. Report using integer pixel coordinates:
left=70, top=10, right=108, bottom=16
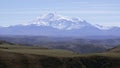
left=0, top=43, right=79, bottom=57
left=0, top=42, right=120, bottom=68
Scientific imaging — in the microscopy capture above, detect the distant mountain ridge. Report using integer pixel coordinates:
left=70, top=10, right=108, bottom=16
left=0, top=13, right=120, bottom=37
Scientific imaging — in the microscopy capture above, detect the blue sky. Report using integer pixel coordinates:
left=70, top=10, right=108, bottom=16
left=0, top=0, right=120, bottom=27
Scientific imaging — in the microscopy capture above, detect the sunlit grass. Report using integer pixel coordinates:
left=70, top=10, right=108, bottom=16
left=0, top=44, right=120, bottom=58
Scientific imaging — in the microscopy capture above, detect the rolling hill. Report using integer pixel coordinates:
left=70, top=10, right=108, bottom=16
left=107, top=45, right=120, bottom=53
left=0, top=36, right=112, bottom=53
left=0, top=41, right=120, bottom=68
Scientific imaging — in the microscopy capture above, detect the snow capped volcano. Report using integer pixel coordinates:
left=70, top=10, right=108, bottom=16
left=0, top=13, right=120, bottom=37
left=30, top=13, right=92, bottom=30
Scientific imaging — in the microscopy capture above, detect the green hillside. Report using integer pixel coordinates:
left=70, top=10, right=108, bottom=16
left=107, top=45, right=120, bottom=53
left=0, top=41, right=79, bottom=57
left=0, top=41, right=120, bottom=68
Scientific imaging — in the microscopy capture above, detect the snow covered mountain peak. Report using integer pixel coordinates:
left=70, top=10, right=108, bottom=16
left=38, top=13, right=59, bottom=20
left=94, top=24, right=112, bottom=30
left=36, top=13, right=68, bottom=21
left=2, top=13, right=120, bottom=36
left=30, top=13, right=93, bottom=30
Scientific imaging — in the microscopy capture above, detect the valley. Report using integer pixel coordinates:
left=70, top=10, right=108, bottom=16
left=0, top=0, right=120, bottom=68
left=1, top=36, right=120, bottom=53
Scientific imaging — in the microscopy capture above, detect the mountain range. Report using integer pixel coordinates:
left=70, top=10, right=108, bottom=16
left=0, top=13, right=120, bottom=37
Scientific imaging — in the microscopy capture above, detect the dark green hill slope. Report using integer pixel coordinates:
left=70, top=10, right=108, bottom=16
left=107, top=45, right=120, bottom=53
left=0, top=41, right=120, bottom=68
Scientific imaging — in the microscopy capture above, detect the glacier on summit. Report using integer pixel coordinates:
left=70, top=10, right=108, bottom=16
left=0, top=13, right=120, bottom=37
left=30, top=13, right=94, bottom=30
